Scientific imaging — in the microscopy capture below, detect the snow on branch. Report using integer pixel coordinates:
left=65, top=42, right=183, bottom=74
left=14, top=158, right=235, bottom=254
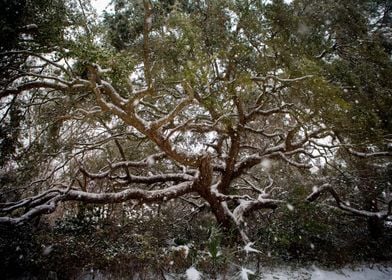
left=307, top=183, right=391, bottom=219
left=243, top=242, right=261, bottom=255
left=277, top=152, right=312, bottom=168
left=233, top=198, right=282, bottom=225
left=150, top=96, right=193, bottom=130
left=0, top=181, right=196, bottom=226
left=243, top=126, right=284, bottom=138
left=348, top=148, right=392, bottom=158
left=245, top=103, right=292, bottom=122
left=1, top=81, right=74, bottom=98
left=0, top=200, right=59, bottom=226
left=0, top=189, right=61, bottom=213
left=78, top=152, right=166, bottom=177
left=218, top=196, right=283, bottom=244
left=80, top=168, right=195, bottom=184
left=251, top=74, right=314, bottom=83
left=100, top=80, right=128, bottom=108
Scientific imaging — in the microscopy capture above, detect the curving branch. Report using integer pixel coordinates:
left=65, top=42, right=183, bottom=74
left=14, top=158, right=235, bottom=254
left=0, top=50, right=73, bottom=77
left=233, top=198, right=282, bottom=225
left=306, top=183, right=391, bottom=219
left=1, top=81, right=79, bottom=98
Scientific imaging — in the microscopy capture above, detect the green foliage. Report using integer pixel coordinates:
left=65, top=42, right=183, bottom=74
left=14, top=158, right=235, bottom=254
left=1, top=198, right=391, bottom=278
left=0, top=224, right=38, bottom=278
left=260, top=203, right=335, bottom=261
left=0, top=99, right=22, bottom=167
left=207, top=225, right=222, bottom=260
left=0, top=0, right=68, bottom=51
left=103, top=0, right=145, bottom=51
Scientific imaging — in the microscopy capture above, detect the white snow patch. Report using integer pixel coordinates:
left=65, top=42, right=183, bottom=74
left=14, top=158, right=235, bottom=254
left=132, top=98, right=140, bottom=107
left=146, top=156, right=155, bottom=167
left=240, top=267, right=255, bottom=280
left=172, top=245, right=190, bottom=259
left=260, top=158, right=272, bottom=171
left=310, top=165, right=319, bottom=174
left=186, top=267, right=202, bottom=280
left=146, top=15, right=153, bottom=27
left=166, top=263, right=392, bottom=279
left=259, top=264, right=392, bottom=280
left=244, top=242, right=261, bottom=255
left=42, top=245, right=53, bottom=256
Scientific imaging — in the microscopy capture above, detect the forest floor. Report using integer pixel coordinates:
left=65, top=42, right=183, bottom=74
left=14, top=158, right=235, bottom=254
left=251, top=263, right=392, bottom=280
left=74, top=262, right=392, bottom=279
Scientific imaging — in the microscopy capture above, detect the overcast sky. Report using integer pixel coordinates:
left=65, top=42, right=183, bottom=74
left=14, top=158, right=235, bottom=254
left=91, top=0, right=111, bottom=15
left=90, top=0, right=294, bottom=15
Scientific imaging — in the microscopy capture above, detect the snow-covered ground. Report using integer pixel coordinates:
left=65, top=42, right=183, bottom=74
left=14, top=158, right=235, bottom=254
left=176, top=263, right=392, bottom=280
left=257, top=264, right=392, bottom=280
left=73, top=263, right=392, bottom=279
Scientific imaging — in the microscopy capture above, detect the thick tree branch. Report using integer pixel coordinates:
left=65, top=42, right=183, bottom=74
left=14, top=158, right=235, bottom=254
left=306, top=183, right=391, bottom=219
left=0, top=181, right=196, bottom=226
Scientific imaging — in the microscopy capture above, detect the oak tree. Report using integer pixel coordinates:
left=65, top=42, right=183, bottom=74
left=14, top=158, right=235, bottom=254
left=1, top=0, right=391, bottom=243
